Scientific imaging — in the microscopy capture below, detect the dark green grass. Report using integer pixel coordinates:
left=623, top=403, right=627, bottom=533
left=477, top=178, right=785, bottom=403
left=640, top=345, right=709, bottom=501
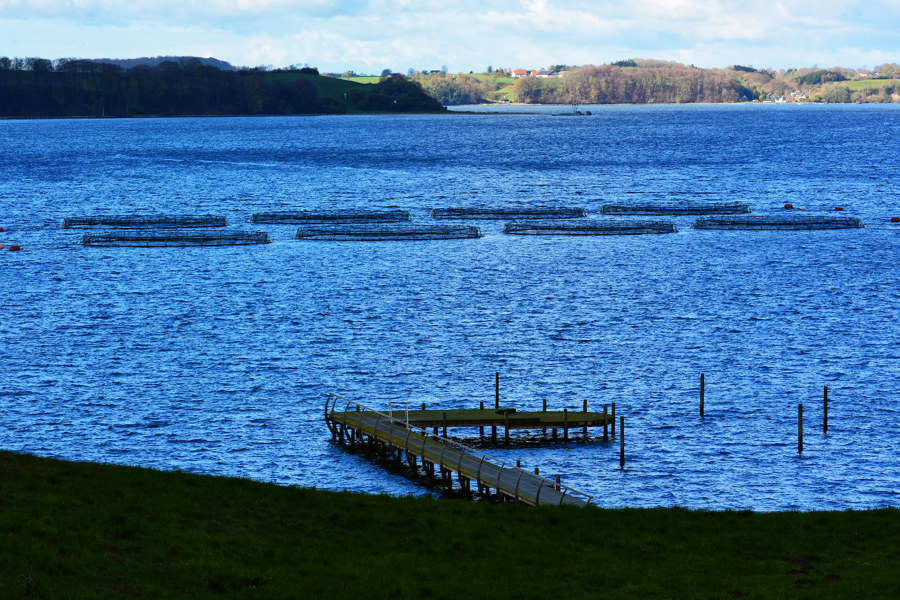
left=262, top=72, right=361, bottom=105
left=2, top=451, right=898, bottom=599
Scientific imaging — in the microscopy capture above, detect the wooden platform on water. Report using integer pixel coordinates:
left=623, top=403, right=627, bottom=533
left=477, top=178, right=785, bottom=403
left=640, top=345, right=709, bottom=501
left=370, top=407, right=616, bottom=439
left=325, top=395, right=599, bottom=507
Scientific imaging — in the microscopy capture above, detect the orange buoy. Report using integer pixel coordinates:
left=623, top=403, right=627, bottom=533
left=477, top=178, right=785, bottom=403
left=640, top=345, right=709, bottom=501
left=9, top=245, right=21, bottom=252
left=891, top=216, right=900, bottom=223
left=0, top=227, right=4, bottom=232
left=834, top=207, right=844, bottom=211
left=0, top=244, right=4, bottom=250
left=784, top=203, right=794, bottom=209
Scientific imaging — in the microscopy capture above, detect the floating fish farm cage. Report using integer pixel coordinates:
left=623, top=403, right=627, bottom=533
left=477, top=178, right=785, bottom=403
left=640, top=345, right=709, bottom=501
left=504, top=220, right=677, bottom=236
left=692, top=215, right=864, bottom=230
left=251, top=209, right=411, bottom=224
left=600, top=201, right=751, bottom=215
left=295, top=224, right=482, bottom=241
left=81, top=231, right=270, bottom=247
left=431, top=207, right=586, bottom=220
left=63, top=215, right=227, bottom=229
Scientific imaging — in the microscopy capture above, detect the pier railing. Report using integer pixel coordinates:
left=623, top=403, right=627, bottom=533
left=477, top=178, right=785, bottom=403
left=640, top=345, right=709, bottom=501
left=325, top=393, right=593, bottom=507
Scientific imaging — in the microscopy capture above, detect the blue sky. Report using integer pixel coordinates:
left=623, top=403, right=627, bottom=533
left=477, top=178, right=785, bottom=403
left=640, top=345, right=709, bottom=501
left=1, top=0, right=898, bottom=73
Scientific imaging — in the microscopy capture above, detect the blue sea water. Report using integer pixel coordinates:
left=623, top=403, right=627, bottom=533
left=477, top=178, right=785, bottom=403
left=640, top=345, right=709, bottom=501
left=1, top=104, right=899, bottom=510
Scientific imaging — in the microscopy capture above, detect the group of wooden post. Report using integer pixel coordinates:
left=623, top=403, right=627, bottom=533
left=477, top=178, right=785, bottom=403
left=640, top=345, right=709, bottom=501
left=339, top=419, right=479, bottom=498
left=701, top=373, right=830, bottom=454
left=490, top=372, right=626, bottom=467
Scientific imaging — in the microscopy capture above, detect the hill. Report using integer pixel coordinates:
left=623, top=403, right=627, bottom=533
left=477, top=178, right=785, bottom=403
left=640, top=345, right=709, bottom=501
left=89, top=56, right=237, bottom=71
left=408, top=61, right=900, bottom=105
left=2, top=450, right=899, bottom=599
left=0, top=58, right=445, bottom=117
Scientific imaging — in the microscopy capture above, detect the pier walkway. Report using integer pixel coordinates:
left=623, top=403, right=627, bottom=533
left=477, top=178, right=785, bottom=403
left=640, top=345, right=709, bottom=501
left=325, top=394, right=594, bottom=507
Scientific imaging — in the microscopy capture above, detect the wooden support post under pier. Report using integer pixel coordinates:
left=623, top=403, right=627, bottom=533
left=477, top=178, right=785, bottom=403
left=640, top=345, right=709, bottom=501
left=603, top=405, right=608, bottom=441
left=583, top=399, right=588, bottom=437
left=492, top=372, right=498, bottom=443
left=542, top=399, right=547, bottom=436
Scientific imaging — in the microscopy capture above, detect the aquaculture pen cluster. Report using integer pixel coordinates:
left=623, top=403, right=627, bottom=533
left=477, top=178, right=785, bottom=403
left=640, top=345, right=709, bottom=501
left=63, top=214, right=270, bottom=247
left=692, top=215, right=865, bottom=230
left=61, top=202, right=868, bottom=249
left=251, top=209, right=411, bottom=224
left=504, top=220, right=677, bottom=236
left=294, top=224, right=482, bottom=241
left=600, top=201, right=751, bottom=215
left=432, top=207, right=586, bottom=220
left=81, top=231, right=271, bottom=247
left=63, top=215, right=228, bottom=229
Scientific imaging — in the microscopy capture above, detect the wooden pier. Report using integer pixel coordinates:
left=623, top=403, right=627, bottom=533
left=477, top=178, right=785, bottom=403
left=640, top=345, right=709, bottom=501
left=325, top=394, right=595, bottom=507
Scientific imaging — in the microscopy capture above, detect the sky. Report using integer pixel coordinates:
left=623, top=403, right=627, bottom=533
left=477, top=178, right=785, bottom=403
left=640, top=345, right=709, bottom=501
left=1, top=0, right=899, bottom=73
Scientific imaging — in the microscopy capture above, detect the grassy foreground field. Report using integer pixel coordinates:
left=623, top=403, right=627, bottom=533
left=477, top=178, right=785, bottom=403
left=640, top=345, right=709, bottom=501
left=2, top=451, right=898, bottom=599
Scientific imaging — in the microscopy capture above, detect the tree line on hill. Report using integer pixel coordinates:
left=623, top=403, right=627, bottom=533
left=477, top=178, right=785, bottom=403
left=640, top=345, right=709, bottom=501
left=411, top=59, right=900, bottom=105
left=4, top=55, right=899, bottom=113
left=0, top=57, right=444, bottom=117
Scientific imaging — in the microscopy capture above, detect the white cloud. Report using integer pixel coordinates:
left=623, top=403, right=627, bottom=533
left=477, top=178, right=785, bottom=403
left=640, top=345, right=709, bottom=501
left=1, top=0, right=898, bottom=72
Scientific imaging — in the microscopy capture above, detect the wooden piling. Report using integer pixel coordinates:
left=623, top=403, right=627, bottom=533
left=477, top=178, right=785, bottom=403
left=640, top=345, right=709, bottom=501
left=480, top=401, right=485, bottom=437
left=611, top=403, right=616, bottom=436
left=563, top=408, right=569, bottom=441
left=555, top=474, right=561, bottom=490
left=603, top=405, right=609, bottom=441
left=582, top=399, right=588, bottom=437
left=534, top=467, right=539, bottom=476
left=442, top=411, right=447, bottom=437
left=542, top=398, right=547, bottom=436
left=798, top=404, right=804, bottom=454
left=492, top=372, right=498, bottom=442
left=700, top=372, right=705, bottom=417
left=504, top=410, right=510, bottom=444
left=823, top=386, right=829, bottom=434
left=619, top=416, right=625, bottom=467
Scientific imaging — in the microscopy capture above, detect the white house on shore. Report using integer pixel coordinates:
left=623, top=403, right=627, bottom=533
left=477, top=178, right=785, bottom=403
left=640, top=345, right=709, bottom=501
left=512, top=69, right=560, bottom=78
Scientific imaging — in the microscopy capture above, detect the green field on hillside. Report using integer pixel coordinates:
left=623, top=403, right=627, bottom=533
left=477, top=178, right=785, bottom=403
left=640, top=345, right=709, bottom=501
left=2, top=450, right=899, bottom=599
left=841, top=78, right=899, bottom=90
left=341, top=76, right=382, bottom=84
